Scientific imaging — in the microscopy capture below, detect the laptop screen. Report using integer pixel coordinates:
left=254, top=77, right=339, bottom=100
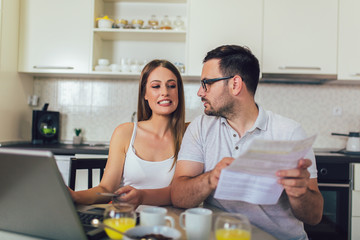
left=0, top=148, right=89, bottom=240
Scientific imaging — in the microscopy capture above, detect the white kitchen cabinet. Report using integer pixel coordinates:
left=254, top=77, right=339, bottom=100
left=186, top=0, right=263, bottom=76
left=18, top=0, right=92, bottom=74
left=54, top=155, right=72, bottom=186
left=262, top=0, right=338, bottom=76
left=352, top=163, right=360, bottom=240
left=338, top=0, right=360, bottom=81
left=92, top=0, right=187, bottom=75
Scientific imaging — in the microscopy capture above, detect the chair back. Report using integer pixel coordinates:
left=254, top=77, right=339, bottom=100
left=69, top=157, right=107, bottom=190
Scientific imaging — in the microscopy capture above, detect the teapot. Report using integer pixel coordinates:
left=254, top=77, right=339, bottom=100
left=332, top=132, right=360, bottom=152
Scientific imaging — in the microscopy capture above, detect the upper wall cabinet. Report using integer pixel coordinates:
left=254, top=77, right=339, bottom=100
left=18, top=0, right=92, bottom=74
left=92, top=0, right=187, bottom=76
left=262, top=0, right=338, bottom=77
left=338, top=0, right=360, bottom=81
left=186, top=0, right=263, bottom=76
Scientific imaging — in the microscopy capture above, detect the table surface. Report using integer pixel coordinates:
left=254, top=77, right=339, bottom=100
left=159, top=205, right=278, bottom=240
left=0, top=204, right=277, bottom=240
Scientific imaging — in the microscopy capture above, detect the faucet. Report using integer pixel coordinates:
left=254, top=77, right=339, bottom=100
left=131, top=111, right=137, bottom=122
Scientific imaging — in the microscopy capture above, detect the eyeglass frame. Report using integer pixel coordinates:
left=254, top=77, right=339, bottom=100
left=200, top=76, right=234, bottom=92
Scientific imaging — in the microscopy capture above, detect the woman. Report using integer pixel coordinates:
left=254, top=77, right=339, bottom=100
left=70, top=59, right=185, bottom=207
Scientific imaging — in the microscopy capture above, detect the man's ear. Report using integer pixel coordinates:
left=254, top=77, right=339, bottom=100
left=231, top=75, right=243, bottom=96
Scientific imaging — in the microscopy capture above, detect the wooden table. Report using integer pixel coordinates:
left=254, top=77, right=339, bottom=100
left=90, top=203, right=278, bottom=240
left=0, top=204, right=278, bottom=240
left=162, top=205, right=278, bottom=240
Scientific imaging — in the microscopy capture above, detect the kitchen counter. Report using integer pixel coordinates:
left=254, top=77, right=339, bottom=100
left=0, top=142, right=109, bottom=155
left=315, top=148, right=360, bottom=163
left=1, top=144, right=360, bottom=161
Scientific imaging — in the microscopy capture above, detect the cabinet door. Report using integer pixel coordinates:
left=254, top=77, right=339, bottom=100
left=54, top=155, right=72, bottom=186
left=18, top=0, right=92, bottom=73
left=352, top=217, right=360, bottom=240
left=352, top=164, right=360, bottom=239
left=186, top=0, right=263, bottom=76
left=262, top=0, right=338, bottom=75
left=354, top=163, right=360, bottom=191
left=338, top=0, right=360, bottom=81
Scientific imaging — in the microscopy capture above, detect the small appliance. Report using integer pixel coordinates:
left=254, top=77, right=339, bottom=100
left=32, top=103, right=60, bottom=144
left=332, top=132, right=360, bottom=152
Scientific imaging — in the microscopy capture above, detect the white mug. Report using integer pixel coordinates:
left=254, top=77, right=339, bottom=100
left=179, top=208, right=213, bottom=240
left=140, top=207, right=175, bottom=227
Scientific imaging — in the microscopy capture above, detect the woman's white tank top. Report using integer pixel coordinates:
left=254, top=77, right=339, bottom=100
left=121, top=122, right=175, bottom=189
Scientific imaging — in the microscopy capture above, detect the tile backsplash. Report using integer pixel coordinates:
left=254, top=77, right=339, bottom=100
left=34, top=77, right=360, bottom=149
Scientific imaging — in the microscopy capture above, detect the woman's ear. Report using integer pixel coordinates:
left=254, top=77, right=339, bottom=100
left=231, top=75, right=243, bottom=96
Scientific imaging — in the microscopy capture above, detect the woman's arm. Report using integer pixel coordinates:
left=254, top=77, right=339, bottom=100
left=70, top=123, right=133, bottom=205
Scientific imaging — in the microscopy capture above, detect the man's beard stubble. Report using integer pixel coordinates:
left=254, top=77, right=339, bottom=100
left=202, top=95, right=235, bottom=119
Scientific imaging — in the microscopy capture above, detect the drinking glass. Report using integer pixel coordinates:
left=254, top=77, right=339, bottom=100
left=215, top=213, right=251, bottom=240
left=103, top=203, right=136, bottom=240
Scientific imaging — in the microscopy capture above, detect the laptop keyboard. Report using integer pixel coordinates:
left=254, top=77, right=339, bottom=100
left=78, top=211, right=104, bottom=226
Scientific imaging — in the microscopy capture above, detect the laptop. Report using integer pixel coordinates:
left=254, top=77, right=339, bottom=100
left=0, top=148, right=106, bottom=240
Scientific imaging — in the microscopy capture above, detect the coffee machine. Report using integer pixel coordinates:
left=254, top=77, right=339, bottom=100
left=32, top=103, right=60, bottom=144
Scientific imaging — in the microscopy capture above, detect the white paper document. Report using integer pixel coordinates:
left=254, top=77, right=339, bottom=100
left=214, top=135, right=316, bottom=205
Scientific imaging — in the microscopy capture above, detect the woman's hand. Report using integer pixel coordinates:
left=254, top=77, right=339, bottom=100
left=114, top=185, right=144, bottom=208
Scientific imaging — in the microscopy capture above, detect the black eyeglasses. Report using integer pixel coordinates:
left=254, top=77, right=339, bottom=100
left=200, top=76, right=234, bottom=92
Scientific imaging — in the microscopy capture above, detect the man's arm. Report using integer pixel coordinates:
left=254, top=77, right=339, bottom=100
left=277, top=159, right=324, bottom=225
left=171, top=158, right=234, bottom=208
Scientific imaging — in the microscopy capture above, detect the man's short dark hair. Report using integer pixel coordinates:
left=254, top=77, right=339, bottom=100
left=203, top=45, right=260, bottom=95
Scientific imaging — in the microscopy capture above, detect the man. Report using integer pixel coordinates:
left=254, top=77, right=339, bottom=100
left=171, top=45, right=323, bottom=240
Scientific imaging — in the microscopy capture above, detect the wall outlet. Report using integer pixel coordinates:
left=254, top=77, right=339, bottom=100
left=332, top=106, right=342, bottom=116
left=28, top=95, right=39, bottom=106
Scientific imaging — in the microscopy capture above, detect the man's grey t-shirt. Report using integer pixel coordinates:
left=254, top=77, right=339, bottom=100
left=178, top=106, right=316, bottom=240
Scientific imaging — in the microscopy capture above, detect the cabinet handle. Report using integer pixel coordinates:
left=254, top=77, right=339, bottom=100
left=33, top=66, right=74, bottom=70
left=279, top=66, right=321, bottom=71
left=318, top=183, right=349, bottom=188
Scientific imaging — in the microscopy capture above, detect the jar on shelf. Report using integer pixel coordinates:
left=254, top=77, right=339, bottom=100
left=96, top=15, right=114, bottom=29
left=132, top=19, right=144, bottom=29
left=174, top=62, right=185, bottom=74
left=148, top=15, right=159, bottom=29
left=160, top=15, right=172, bottom=30
left=115, top=18, right=128, bottom=28
left=173, top=16, right=185, bottom=31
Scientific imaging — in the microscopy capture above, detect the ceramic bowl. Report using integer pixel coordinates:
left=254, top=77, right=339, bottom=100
left=98, top=19, right=113, bottom=29
left=124, top=225, right=181, bottom=240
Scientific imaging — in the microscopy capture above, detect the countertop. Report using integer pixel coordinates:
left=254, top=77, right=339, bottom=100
left=314, top=148, right=360, bottom=163
left=2, top=142, right=360, bottom=163
left=0, top=142, right=109, bottom=155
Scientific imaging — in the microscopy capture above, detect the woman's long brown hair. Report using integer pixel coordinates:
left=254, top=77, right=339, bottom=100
left=137, top=59, right=185, bottom=170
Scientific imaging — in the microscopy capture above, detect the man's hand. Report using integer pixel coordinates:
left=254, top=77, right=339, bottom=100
left=276, top=159, right=312, bottom=198
left=208, top=157, right=235, bottom=190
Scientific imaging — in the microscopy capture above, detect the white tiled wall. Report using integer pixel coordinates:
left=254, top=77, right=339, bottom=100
left=34, top=77, right=360, bottom=149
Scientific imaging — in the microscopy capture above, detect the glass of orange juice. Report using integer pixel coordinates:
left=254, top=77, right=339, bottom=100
left=103, top=203, right=136, bottom=240
left=215, top=213, right=251, bottom=240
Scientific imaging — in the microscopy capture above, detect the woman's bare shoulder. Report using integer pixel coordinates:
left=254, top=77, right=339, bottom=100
left=109, top=122, right=134, bottom=152
left=114, top=122, right=134, bottom=133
